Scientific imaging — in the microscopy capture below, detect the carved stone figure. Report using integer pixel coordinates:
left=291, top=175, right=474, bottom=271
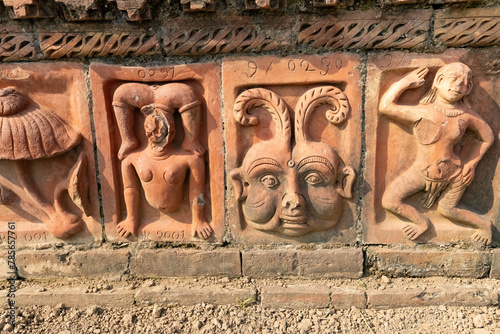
left=0, top=86, right=90, bottom=239
left=112, top=82, right=213, bottom=239
left=379, top=63, right=494, bottom=244
left=230, top=87, right=355, bottom=237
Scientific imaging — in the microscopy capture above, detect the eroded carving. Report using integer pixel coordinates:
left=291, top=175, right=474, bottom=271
left=55, top=0, right=103, bottom=21
left=379, top=63, right=494, bottom=244
left=181, top=0, right=214, bottom=11
left=39, top=32, right=159, bottom=59
left=0, top=87, right=91, bottom=239
left=109, top=0, right=151, bottom=21
left=112, top=82, right=212, bottom=239
left=231, top=87, right=355, bottom=237
left=299, top=11, right=429, bottom=50
left=2, top=0, right=56, bottom=19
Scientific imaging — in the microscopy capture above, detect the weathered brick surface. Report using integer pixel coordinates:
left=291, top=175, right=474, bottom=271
left=243, top=249, right=363, bottom=278
left=130, top=249, right=241, bottom=277
left=330, top=288, right=367, bottom=309
left=367, top=287, right=498, bottom=309
left=16, top=286, right=134, bottom=308
left=71, top=250, right=129, bottom=278
left=367, top=248, right=490, bottom=278
left=0, top=251, right=16, bottom=279
left=261, top=285, right=330, bottom=309
left=490, top=249, right=500, bottom=278
left=16, top=251, right=71, bottom=279
left=135, top=285, right=256, bottom=306
left=15, top=250, right=128, bottom=279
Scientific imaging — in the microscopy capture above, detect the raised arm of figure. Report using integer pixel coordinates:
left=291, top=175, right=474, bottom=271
left=379, top=67, right=429, bottom=123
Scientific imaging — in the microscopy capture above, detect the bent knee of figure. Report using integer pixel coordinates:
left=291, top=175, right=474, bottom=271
left=113, top=83, right=153, bottom=108
left=437, top=202, right=455, bottom=217
left=382, top=193, right=400, bottom=212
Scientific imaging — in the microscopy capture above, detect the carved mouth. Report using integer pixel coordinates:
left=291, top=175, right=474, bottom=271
left=280, top=216, right=308, bottom=228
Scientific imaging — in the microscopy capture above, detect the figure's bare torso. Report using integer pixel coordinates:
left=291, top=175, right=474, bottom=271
left=127, top=151, right=190, bottom=212
left=413, top=105, right=469, bottom=169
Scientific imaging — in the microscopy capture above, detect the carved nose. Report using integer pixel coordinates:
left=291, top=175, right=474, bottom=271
left=282, top=192, right=304, bottom=209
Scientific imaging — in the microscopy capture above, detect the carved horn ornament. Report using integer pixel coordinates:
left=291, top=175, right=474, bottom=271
left=233, top=88, right=291, bottom=144
left=295, top=85, right=350, bottom=143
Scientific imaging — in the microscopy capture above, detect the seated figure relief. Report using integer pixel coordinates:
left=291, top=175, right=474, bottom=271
left=379, top=63, right=494, bottom=244
left=112, top=82, right=213, bottom=240
left=0, top=86, right=90, bottom=239
left=230, top=86, right=356, bottom=237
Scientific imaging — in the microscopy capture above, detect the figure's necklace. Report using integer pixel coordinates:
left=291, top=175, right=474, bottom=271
left=433, top=104, right=464, bottom=117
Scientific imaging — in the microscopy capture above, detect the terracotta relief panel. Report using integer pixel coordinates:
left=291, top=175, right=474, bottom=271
left=224, top=54, right=362, bottom=244
left=364, top=49, right=500, bottom=245
left=0, top=63, right=101, bottom=245
left=90, top=63, right=224, bottom=243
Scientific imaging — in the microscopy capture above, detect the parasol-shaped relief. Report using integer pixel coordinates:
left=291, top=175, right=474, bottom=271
left=223, top=55, right=362, bottom=244
left=0, top=64, right=100, bottom=244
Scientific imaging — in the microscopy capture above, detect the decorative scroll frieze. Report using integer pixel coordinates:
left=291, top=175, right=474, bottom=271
left=39, top=31, right=159, bottom=59
left=434, top=9, right=500, bottom=47
left=0, top=31, right=36, bottom=61
left=298, top=10, right=430, bottom=50
left=162, top=18, right=290, bottom=55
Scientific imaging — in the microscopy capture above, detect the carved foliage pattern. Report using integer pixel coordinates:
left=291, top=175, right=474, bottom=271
left=434, top=15, right=500, bottom=47
left=299, top=17, right=429, bottom=49
left=163, top=24, right=288, bottom=55
left=40, top=32, right=159, bottom=58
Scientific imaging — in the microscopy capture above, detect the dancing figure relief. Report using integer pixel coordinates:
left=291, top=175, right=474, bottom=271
left=0, top=87, right=91, bottom=239
left=379, top=63, right=494, bottom=244
left=230, top=86, right=355, bottom=237
left=112, top=82, right=213, bottom=240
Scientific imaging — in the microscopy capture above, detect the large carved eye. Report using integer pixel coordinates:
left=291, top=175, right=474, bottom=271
left=304, top=172, right=326, bottom=186
left=260, top=174, right=280, bottom=189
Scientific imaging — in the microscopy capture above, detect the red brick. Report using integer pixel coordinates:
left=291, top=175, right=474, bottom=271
left=367, top=248, right=490, bottom=278
left=242, top=249, right=363, bottom=278
left=130, top=249, right=241, bottom=277
left=135, top=285, right=256, bottom=306
left=367, top=287, right=498, bottom=309
left=16, top=286, right=134, bottom=308
left=261, top=285, right=330, bottom=309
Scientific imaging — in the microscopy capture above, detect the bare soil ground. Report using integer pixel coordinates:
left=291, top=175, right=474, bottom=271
left=0, top=276, right=499, bottom=333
